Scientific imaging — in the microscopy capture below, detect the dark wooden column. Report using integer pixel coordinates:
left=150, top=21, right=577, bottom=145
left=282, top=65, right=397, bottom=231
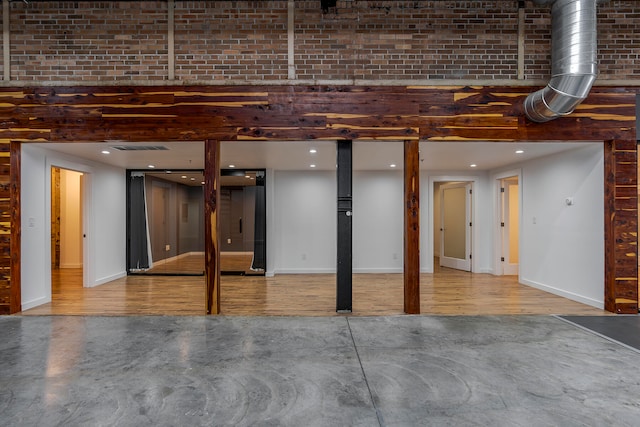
left=336, top=140, right=352, bottom=312
left=604, top=139, right=638, bottom=314
left=9, top=141, right=20, bottom=314
left=404, top=139, right=420, bottom=314
left=204, top=139, right=221, bottom=315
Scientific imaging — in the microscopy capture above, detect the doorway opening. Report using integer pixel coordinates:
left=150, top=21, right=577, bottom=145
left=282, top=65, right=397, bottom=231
left=434, top=181, right=473, bottom=272
left=220, top=169, right=266, bottom=276
left=50, top=167, right=85, bottom=298
left=498, top=175, right=520, bottom=276
left=126, top=169, right=205, bottom=276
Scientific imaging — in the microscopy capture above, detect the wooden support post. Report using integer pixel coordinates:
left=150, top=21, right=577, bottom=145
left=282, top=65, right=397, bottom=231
left=404, top=139, right=420, bottom=314
left=9, top=141, right=20, bottom=314
left=604, top=139, right=638, bottom=314
left=204, top=139, right=221, bottom=315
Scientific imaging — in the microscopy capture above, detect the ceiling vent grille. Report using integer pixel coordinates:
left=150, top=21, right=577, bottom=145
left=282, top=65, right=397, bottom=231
left=111, top=145, right=169, bottom=151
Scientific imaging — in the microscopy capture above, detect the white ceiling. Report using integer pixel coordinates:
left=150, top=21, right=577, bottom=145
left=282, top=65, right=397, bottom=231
left=32, top=140, right=597, bottom=172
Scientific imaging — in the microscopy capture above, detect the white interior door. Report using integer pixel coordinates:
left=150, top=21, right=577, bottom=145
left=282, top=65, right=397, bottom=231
left=501, top=177, right=519, bottom=275
left=440, top=182, right=472, bottom=271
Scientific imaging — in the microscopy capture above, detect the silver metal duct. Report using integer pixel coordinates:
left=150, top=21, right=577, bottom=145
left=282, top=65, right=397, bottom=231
left=524, top=0, right=604, bottom=123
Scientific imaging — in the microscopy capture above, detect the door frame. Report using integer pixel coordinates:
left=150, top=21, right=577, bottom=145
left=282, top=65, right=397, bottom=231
left=501, top=176, right=520, bottom=275
left=439, top=181, right=473, bottom=271
left=46, top=160, right=94, bottom=291
left=427, top=176, right=479, bottom=274
left=492, top=169, right=522, bottom=276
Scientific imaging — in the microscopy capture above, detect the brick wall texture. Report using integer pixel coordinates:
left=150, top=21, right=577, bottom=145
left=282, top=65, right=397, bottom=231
left=2, top=0, right=638, bottom=83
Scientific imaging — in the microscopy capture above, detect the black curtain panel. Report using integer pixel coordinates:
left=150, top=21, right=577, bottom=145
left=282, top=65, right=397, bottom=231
left=128, top=174, right=150, bottom=270
left=251, top=172, right=266, bottom=271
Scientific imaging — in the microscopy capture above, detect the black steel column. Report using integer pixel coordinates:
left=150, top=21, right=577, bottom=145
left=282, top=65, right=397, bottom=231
left=336, top=140, right=352, bottom=312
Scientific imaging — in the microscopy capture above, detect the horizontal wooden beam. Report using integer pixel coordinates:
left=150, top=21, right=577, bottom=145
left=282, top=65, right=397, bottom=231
left=0, top=85, right=634, bottom=143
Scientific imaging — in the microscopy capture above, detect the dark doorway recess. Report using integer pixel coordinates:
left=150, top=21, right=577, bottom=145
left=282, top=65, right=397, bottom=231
left=126, top=169, right=205, bottom=276
left=220, top=169, right=267, bottom=276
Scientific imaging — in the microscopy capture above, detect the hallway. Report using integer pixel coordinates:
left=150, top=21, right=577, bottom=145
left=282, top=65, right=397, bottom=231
left=1, top=315, right=639, bottom=426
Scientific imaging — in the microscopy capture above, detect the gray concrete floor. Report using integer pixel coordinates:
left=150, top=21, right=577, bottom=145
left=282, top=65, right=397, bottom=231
left=1, top=315, right=640, bottom=426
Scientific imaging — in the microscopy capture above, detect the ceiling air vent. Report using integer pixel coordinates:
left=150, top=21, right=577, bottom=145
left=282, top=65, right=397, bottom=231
left=111, top=145, right=169, bottom=151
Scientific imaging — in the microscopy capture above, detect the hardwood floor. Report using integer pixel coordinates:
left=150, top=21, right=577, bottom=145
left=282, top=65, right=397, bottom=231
left=143, top=252, right=205, bottom=275
left=140, top=252, right=257, bottom=276
left=21, top=257, right=611, bottom=316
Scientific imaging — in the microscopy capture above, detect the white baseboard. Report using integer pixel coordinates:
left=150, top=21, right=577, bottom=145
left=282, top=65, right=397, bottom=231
left=520, top=278, right=604, bottom=309
left=90, top=271, right=127, bottom=288
left=60, top=263, right=83, bottom=269
left=22, top=296, right=51, bottom=311
left=353, top=268, right=403, bottom=274
left=274, top=268, right=336, bottom=274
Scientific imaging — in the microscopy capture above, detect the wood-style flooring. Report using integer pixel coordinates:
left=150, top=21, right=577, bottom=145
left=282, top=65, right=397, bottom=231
left=21, top=255, right=611, bottom=316
left=142, top=252, right=257, bottom=276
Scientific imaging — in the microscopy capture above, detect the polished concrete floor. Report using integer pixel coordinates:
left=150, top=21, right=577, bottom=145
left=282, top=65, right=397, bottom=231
left=2, top=315, right=640, bottom=426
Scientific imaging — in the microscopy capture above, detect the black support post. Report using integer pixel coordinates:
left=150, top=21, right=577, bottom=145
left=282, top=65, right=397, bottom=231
left=336, top=140, right=353, bottom=312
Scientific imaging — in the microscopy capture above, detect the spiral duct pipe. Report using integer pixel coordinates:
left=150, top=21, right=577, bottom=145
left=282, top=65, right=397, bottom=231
left=524, top=0, right=605, bottom=123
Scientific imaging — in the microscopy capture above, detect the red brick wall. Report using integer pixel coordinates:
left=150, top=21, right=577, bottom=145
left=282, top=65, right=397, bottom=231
left=174, top=1, right=289, bottom=80
left=2, top=0, right=639, bottom=83
left=10, top=1, right=169, bottom=81
left=295, top=1, right=519, bottom=81
left=598, top=1, right=640, bottom=81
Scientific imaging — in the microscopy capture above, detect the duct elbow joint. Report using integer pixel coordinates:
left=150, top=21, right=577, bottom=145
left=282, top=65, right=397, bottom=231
left=524, top=73, right=597, bottom=123
left=524, top=89, right=556, bottom=123
left=523, top=0, right=602, bottom=123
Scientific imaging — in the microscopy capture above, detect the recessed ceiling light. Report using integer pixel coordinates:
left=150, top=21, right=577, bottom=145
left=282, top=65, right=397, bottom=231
left=309, top=149, right=317, bottom=154
left=470, top=164, right=477, bottom=168
left=101, top=150, right=110, bottom=155
left=201, top=181, right=205, bottom=185
left=310, top=164, right=316, bottom=168
left=190, top=177, right=195, bottom=181
left=148, top=165, right=155, bottom=168
left=165, top=170, right=172, bottom=174
left=390, top=164, right=397, bottom=168
left=181, top=175, right=187, bottom=179
left=245, top=175, right=251, bottom=178
left=229, top=165, right=235, bottom=168
left=515, top=150, right=524, bottom=154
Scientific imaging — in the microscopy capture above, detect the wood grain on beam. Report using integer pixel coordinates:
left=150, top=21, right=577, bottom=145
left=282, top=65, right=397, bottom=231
left=0, top=138, right=10, bottom=313
left=204, top=140, right=221, bottom=315
left=404, top=139, right=420, bottom=315
left=0, top=86, right=633, bottom=143
left=9, top=141, right=20, bottom=314
left=604, top=140, right=638, bottom=314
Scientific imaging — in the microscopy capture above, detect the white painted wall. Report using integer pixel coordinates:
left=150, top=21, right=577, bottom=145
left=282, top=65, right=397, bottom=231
left=272, top=170, right=337, bottom=273
left=21, top=146, right=48, bottom=309
left=21, top=145, right=127, bottom=310
left=90, top=162, right=127, bottom=285
left=353, top=170, right=403, bottom=273
left=269, top=169, right=497, bottom=275
left=504, top=144, right=604, bottom=308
